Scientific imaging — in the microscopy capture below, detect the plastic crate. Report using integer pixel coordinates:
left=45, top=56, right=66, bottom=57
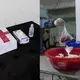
left=66, top=40, right=80, bottom=48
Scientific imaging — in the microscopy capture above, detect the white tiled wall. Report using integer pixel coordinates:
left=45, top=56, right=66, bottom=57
left=40, top=0, right=75, bottom=9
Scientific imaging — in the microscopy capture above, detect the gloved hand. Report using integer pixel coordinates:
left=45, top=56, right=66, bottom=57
left=54, top=18, right=65, bottom=26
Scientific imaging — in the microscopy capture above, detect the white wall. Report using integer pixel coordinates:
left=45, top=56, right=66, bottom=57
left=0, top=0, right=39, bottom=28
left=76, top=0, right=80, bottom=41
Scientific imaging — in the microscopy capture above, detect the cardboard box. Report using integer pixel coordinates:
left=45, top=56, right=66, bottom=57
left=0, top=28, right=17, bottom=55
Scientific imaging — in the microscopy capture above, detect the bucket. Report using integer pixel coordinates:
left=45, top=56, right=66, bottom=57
left=45, top=48, right=80, bottom=70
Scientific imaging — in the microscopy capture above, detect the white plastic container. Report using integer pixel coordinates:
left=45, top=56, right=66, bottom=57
left=13, top=29, right=29, bottom=44
left=0, top=28, right=17, bottom=55
left=29, top=24, right=34, bottom=37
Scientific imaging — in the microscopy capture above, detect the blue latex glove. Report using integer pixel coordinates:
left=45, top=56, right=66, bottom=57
left=40, top=19, right=49, bottom=28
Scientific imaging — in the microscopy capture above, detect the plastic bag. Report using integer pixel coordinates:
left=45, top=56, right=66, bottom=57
left=59, top=25, right=73, bottom=44
left=54, top=18, right=65, bottom=26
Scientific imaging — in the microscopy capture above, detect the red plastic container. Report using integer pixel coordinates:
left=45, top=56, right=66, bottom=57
left=45, top=48, right=80, bottom=70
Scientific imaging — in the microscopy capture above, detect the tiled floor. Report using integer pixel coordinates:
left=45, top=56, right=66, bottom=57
left=40, top=73, right=78, bottom=80
left=40, top=73, right=52, bottom=80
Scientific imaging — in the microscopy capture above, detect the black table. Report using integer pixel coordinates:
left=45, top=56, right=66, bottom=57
left=0, top=21, right=40, bottom=80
